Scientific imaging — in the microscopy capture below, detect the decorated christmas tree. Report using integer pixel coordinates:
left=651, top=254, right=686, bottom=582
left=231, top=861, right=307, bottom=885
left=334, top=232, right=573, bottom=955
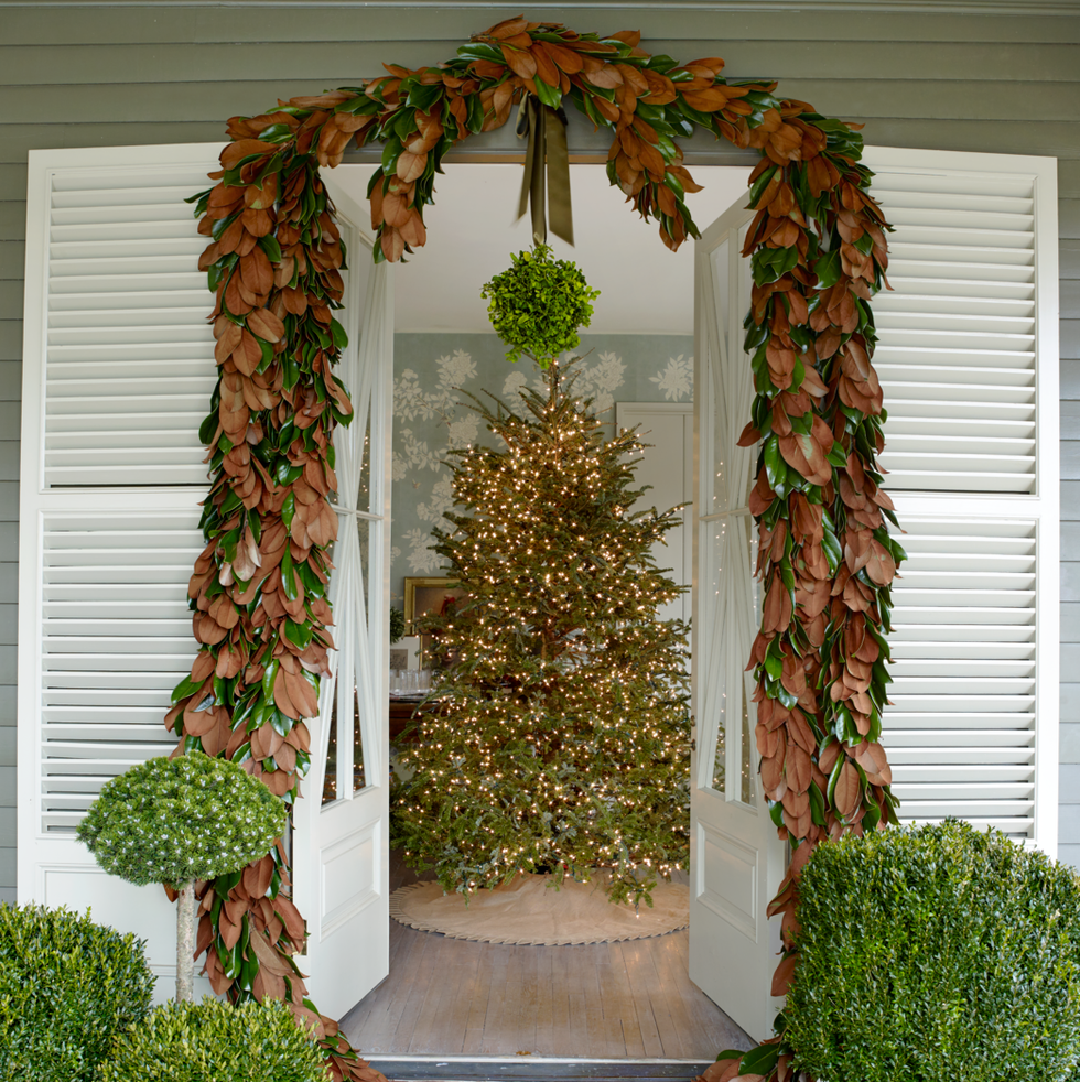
left=392, top=248, right=691, bottom=906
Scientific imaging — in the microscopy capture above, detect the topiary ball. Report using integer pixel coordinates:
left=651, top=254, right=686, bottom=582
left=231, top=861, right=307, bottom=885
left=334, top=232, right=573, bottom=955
left=786, top=820, right=1080, bottom=1082
left=76, top=751, right=287, bottom=888
left=480, top=245, right=600, bottom=368
left=0, top=903, right=154, bottom=1082
left=96, top=998, right=329, bottom=1082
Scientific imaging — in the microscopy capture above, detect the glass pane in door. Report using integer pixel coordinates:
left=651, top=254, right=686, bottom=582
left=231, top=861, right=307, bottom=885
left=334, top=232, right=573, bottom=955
left=712, top=702, right=727, bottom=794
left=357, top=402, right=372, bottom=514
left=710, top=239, right=729, bottom=515
left=352, top=684, right=367, bottom=792
left=708, top=519, right=728, bottom=794
left=740, top=679, right=755, bottom=806
left=322, top=694, right=339, bottom=805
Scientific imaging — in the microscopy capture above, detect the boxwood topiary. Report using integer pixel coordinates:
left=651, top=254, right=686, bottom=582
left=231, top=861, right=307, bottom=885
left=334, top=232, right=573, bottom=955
left=96, top=998, right=329, bottom=1082
left=76, top=750, right=287, bottom=1002
left=480, top=244, right=600, bottom=368
left=0, top=903, right=154, bottom=1082
left=786, top=820, right=1080, bottom=1082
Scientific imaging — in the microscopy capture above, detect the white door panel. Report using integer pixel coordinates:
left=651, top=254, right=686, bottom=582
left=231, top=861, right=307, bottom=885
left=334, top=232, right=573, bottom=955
left=689, top=202, right=785, bottom=1042
left=291, top=170, right=394, bottom=1018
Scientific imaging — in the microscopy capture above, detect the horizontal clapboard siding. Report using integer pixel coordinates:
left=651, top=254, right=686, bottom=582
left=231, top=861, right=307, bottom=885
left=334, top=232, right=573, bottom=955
left=1060, top=183, right=1080, bottom=872
left=1, top=4, right=1077, bottom=895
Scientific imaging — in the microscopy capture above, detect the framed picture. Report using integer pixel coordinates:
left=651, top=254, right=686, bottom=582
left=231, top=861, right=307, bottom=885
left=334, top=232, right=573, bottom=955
left=403, top=576, right=464, bottom=669
left=388, top=635, right=421, bottom=672
left=403, top=576, right=464, bottom=633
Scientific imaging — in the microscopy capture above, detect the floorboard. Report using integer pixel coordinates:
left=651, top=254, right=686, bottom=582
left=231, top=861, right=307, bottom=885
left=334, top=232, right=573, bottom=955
left=342, top=854, right=752, bottom=1059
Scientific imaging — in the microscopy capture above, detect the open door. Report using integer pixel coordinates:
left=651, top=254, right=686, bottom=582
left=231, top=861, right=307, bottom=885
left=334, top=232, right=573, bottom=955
left=291, top=177, right=394, bottom=1020
left=689, top=202, right=786, bottom=1041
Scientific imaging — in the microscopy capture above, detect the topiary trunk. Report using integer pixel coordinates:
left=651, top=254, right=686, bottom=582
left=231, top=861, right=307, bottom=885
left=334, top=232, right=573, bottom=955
left=175, top=880, right=195, bottom=1003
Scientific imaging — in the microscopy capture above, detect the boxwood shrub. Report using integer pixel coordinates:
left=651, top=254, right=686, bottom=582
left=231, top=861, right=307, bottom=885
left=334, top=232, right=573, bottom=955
left=0, top=903, right=154, bottom=1082
left=97, top=998, right=329, bottom=1082
left=786, top=820, right=1080, bottom=1082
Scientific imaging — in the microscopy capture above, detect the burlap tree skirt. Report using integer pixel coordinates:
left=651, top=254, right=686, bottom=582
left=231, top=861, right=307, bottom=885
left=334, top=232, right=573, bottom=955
left=389, top=872, right=689, bottom=945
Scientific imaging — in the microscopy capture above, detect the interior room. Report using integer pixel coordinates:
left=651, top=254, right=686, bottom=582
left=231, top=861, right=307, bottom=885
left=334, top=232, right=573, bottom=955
left=325, top=160, right=752, bottom=1061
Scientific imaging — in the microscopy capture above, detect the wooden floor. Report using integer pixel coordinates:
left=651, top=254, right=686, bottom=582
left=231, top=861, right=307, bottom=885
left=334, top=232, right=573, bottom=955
left=341, top=855, right=752, bottom=1059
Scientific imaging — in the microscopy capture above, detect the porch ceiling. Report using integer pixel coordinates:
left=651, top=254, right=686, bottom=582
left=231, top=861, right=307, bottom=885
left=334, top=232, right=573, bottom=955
left=332, top=163, right=750, bottom=335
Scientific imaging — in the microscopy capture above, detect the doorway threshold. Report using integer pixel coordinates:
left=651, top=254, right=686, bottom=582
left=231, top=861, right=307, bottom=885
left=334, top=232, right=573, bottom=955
left=366, top=1055, right=712, bottom=1082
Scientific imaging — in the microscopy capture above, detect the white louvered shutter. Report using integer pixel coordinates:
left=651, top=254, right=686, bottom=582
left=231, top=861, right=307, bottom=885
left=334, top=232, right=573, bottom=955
left=864, top=147, right=1059, bottom=851
left=18, top=145, right=221, bottom=910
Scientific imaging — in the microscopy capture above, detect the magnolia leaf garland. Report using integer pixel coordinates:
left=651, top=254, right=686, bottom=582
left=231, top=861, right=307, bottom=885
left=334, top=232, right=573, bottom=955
left=173, top=16, right=900, bottom=1082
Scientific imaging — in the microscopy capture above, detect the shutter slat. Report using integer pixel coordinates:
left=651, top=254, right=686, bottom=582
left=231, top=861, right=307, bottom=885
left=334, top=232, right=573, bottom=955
left=885, top=516, right=1038, bottom=838
left=42, top=166, right=216, bottom=487
left=38, top=512, right=201, bottom=831
left=871, top=162, right=1037, bottom=494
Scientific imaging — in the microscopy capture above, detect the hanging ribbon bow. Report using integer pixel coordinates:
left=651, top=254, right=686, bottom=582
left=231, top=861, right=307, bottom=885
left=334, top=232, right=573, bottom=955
left=516, top=96, right=574, bottom=247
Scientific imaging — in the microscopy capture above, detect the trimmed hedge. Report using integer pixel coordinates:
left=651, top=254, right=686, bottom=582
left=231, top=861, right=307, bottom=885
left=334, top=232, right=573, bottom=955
left=0, top=903, right=154, bottom=1082
left=96, top=998, right=329, bottom=1082
left=786, top=821, right=1080, bottom=1082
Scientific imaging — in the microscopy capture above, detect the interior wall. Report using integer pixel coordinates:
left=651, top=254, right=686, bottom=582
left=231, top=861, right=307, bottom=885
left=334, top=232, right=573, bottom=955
left=389, top=332, right=695, bottom=605
left=1, top=1, right=1077, bottom=898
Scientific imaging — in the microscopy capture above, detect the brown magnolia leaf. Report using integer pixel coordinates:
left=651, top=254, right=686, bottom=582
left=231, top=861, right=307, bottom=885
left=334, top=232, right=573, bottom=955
left=760, top=730, right=787, bottom=796
left=584, top=65, right=624, bottom=89
left=224, top=272, right=253, bottom=316
left=682, top=86, right=737, bottom=112
left=698, top=1057, right=742, bottom=1082
left=834, top=758, right=861, bottom=818
left=396, top=150, right=427, bottom=184
left=247, top=307, right=284, bottom=343
left=283, top=668, right=319, bottom=718
left=545, top=41, right=585, bottom=74
left=501, top=43, right=537, bottom=79
left=214, top=320, right=242, bottom=365
left=273, top=741, right=296, bottom=774
left=786, top=744, right=812, bottom=793
left=248, top=925, right=296, bottom=977
left=285, top=721, right=312, bottom=753
left=380, top=228, right=405, bottom=263
left=243, top=854, right=275, bottom=900
left=864, top=541, right=897, bottom=586
left=220, top=139, right=277, bottom=172
left=737, top=421, right=760, bottom=447
left=398, top=210, right=426, bottom=248
left=771, top=952, right=799, bottom=996
left=528, top=43, right=560, bottom=88
left=274, top=895, right=307, bottom=944
left=762, top=575, right=792, bottom=634
left=262, top=768, right=294, bottom=797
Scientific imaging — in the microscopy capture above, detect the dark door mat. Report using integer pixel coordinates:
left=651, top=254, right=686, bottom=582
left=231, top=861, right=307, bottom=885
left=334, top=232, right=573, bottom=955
left=367, top=1057, right=712, bottom=1082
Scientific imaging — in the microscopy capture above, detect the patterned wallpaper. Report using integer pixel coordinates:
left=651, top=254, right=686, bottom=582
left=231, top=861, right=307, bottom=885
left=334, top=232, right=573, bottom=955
left=388, top=333, right=695, bottom=605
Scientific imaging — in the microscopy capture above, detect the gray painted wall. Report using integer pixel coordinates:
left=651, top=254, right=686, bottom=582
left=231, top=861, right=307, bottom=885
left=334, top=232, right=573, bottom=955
left=0, top=1, right=1077, bottom=899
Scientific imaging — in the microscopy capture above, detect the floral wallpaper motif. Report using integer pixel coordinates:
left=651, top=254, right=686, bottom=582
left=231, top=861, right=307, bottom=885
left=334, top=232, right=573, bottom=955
left=389, top=334, right=694, bottom=601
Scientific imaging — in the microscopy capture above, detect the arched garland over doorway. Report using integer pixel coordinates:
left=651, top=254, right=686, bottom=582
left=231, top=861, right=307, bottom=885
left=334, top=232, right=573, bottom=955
left=178, top=17, right=900, bottom=1080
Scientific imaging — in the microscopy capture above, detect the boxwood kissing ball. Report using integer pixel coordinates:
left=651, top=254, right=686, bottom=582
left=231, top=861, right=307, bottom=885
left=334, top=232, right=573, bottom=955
left=480, top=245, right=600, bottom=368
left=76, top=751, right=287, bottom=888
